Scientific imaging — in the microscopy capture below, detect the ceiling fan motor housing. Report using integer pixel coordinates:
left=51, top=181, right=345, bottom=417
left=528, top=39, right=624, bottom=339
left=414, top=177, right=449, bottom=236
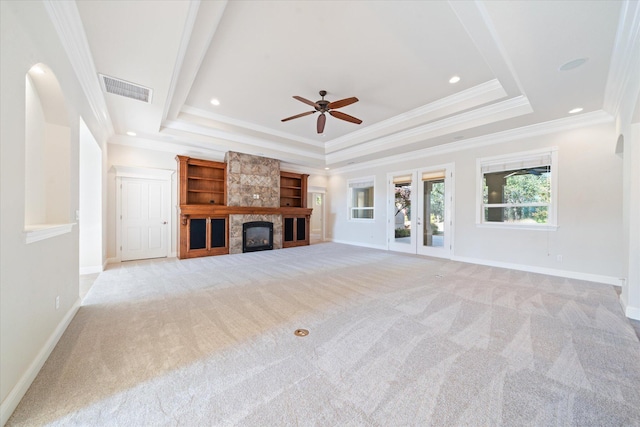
left=316, top=100, right=329, bottom=112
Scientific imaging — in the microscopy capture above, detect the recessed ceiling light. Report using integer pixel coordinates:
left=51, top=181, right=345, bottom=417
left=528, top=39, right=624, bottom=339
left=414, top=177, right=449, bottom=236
left=210, top=98, right=220, bottom=106
left=449, top=75, right=461, bottom=84
left=324, top=167, right=330, bottom=170
left=568, top=107, right=583, bottom=114
left=126, top=131, right=137, bottom=136
left=559, top=58, right=588, bottom=71
left=31, top=65, right=45, bottom=75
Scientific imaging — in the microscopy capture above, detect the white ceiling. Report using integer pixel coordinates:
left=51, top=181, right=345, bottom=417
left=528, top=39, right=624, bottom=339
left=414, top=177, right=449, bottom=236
left=74, top=0, right=635, bottom=170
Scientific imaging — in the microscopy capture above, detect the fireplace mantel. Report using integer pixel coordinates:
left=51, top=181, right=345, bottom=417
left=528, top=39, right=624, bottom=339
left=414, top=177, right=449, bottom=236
left=179, top=205, right=312, bottom=225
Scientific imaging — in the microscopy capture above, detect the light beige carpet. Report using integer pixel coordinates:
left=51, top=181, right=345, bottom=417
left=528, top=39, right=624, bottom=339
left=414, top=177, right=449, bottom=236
left=8, top=243, right=640, bottom=426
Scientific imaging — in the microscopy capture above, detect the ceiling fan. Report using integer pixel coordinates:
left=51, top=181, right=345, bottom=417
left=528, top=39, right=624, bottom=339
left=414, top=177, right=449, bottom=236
left=281, top=90, right=362, bottom=134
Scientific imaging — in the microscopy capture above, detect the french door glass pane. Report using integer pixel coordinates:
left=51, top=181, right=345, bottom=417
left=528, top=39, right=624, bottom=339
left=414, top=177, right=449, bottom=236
left=424, top=180, right=444, bottom=247
left=394, top=179, right=411, bottom=244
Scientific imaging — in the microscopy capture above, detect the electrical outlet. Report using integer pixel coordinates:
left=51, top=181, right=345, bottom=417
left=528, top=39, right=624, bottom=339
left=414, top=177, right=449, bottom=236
left=556, top=254, right=563, bottom=262
left=55, top=296, right=60, bottom=310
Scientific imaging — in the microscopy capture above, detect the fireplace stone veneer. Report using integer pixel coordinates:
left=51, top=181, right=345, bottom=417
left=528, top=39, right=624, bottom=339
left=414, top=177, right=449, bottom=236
left=230, top=214, right=282, bottom=254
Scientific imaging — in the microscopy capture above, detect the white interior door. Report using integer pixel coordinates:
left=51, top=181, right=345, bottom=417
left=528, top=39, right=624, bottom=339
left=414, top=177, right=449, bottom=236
left=388, top=165, right=454, bottom=258
left=308, top=191, right=324, bottom=243
left=121, top=177, right=169, bottom=261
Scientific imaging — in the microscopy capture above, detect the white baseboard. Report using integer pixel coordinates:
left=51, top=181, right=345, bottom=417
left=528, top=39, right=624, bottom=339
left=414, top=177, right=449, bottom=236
left=625, top=305, right=640, bottom=321
left=79, top=265, right=102, bottom=275
left=452, top=255, right=621, bottom=286
left=0, top=298, right=81, bottom=426
left=106, top=256, right=119, bottom=265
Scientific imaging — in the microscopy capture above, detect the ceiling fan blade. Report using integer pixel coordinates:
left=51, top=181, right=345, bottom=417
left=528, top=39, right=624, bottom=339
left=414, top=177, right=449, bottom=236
left=293, top=96, right=319, bottom=109
left=327, top=97, right=359, bottom=109
left=281, top=110, right=315, bottom=122
left=317, top=113, right=326, bottom=134
left=329, top=110, right=362, bottom=125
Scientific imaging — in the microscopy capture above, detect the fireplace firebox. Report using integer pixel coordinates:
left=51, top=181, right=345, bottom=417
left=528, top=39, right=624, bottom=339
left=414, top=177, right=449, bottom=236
left=242, top=221, right=274, bottom=253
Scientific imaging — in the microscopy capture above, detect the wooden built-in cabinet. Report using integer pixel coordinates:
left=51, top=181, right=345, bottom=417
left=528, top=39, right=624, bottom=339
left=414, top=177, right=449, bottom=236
left=177, top=156, right=229, bottom=259
left=280, top=171, right=308, bottom=208
left=176, top=155, right=311, bottom=259
left=177, top=155, right=226, bottom=206
left=282, top=214, right=309, bottom=248
left=181, top=215, right=228, bottom=258
left=280, top=172, right=310, bottom=247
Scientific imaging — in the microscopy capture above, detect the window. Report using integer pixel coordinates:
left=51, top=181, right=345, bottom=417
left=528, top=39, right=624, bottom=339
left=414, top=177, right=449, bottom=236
left=348, top=177, right=375, bottom=220
left=477, top=149, right=557, bottom=229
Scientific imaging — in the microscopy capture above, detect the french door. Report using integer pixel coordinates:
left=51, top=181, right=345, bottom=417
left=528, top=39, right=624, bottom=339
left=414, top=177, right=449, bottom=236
left=387, top=164, right=454, bottom=258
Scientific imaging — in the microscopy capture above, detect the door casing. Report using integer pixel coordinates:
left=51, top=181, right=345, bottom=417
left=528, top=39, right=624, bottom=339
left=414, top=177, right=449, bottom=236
left=114, top=166, right=174, bottom=262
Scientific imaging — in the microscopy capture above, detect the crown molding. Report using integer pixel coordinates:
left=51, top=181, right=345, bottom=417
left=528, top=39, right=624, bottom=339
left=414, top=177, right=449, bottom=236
left=449, top=0, right=524, bottom=96
left=181, top=105, right=324, bottom=148
left=328, top=110, right=613, bottom=175
left=162, top=1, right=228, bottom=123
left=603, top=0, right=640, bottom=117
left=164, top=119, right=325, bottom=160
left=325, top=79, right=507, bottom=151
left=280, top=162, right=328, bottom=176
left=326, top=95, right=532, bottom=164
left=42, top=0, right=114, bottom=139
left=160, top=1, right=202, bottom=124
left=111, top=165, right=174, bottom=179
left=109, top=135, right=227, bottom=161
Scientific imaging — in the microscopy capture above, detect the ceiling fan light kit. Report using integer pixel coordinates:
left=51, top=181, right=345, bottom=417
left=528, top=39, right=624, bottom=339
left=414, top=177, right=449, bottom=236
left=282, top=90, right=362, bottom=134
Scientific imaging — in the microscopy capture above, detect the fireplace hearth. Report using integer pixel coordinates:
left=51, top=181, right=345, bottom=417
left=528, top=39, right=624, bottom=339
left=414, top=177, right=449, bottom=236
left=243, top=221, right=274, bottom=253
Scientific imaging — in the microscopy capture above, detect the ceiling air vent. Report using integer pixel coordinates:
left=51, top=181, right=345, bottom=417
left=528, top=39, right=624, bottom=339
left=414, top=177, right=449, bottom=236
left=99, top=74, right=153, bottom=103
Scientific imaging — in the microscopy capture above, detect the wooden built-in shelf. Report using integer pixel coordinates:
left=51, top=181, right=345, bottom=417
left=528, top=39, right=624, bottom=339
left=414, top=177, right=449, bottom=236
left=176, top=156, right=312, bottom=258
left=177, top=155, right=227, bottom=206
left=280, top=171, right=308, bottom=208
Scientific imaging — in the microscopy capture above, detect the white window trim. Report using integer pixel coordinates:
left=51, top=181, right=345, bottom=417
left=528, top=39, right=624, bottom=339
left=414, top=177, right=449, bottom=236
left=347, top=176, right=375, bottom=222
left=476, top=147, right=558, bottom=231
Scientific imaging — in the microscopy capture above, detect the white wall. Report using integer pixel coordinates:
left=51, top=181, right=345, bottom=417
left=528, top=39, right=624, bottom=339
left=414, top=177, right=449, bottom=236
left=24, top=75, right=47, bottom=225
left=79, top=118, right=103, bottom=273
left=44, top=123, right=71, bottom=223
left=0, top=1, right=108, bottom=423
left=618, top=71, right=640, bottom=319
left=106, top=143, right=182, bottom=260
left=327, top=120, right=624, bottom=282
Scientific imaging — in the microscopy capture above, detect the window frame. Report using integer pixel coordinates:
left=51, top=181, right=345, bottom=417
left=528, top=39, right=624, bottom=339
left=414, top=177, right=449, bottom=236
left=476, top=148, right=558, bottom=231
left=347, top=176, right=375, bottom=221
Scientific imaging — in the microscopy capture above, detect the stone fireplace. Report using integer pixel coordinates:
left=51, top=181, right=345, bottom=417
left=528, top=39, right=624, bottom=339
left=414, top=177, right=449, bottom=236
left=225, top=152, right=282, bottom=254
